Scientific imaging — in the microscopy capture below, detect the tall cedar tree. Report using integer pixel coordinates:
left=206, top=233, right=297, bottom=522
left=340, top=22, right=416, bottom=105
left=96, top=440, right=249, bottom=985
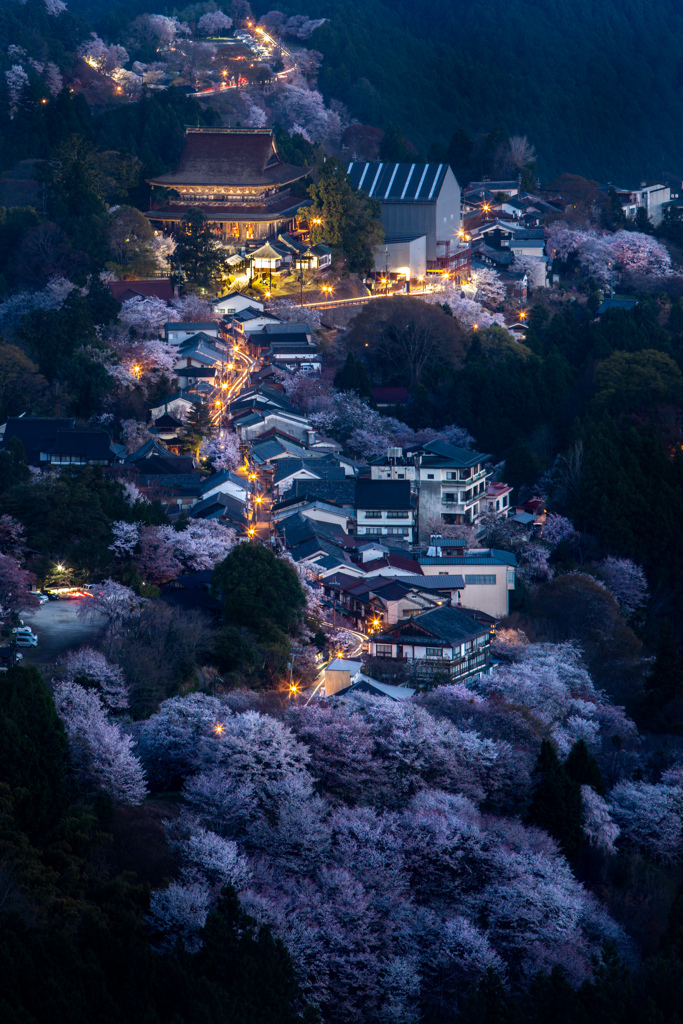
left=526, top=739, right=584, bottom=857
left=565, top=739, right=606, bottom=796
left=303, top=158, right=384, bottom=275
left=169, top=208, right=225, bottom=289
left=0, top=664, right=70, bottom=834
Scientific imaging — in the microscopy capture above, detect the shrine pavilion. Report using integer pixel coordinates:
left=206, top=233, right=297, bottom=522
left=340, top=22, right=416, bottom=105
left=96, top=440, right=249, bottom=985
left=146, top=127, right=311, bottom=243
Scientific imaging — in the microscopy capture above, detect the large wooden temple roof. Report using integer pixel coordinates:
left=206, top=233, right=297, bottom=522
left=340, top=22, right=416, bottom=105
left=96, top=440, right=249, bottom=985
left=147, top=127, right=310, bottom=189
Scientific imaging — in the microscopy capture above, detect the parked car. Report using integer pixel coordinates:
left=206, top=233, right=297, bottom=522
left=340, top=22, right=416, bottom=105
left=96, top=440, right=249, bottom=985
left=45, top=591, right=60, bottom=600
left=35, top=593, right=49, bottom=604
left=15, top=635, right=38, bottom=647
left=13, top=626, right=37, bottom=636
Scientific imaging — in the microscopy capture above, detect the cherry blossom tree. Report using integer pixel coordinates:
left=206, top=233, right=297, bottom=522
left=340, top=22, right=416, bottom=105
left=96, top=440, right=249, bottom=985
left=118, top=295, right=171, bottom=335
left=146, top=14, right=191, bottom=46
left=77, top=34, right=129, bottom=75
left=542, top=513, right=575, bottom=547
left=199, top=432, right=241, bottom=471
left=44, top=0, right=67, bottom=13
left=59, top=647, right=129, bottom=710
left=109, top=520, right=140, bottom=559
left=5, top=65, right=29, bottom=118
left=546, top=225, right=674, bottom=287
left=80, top=579, right=146, bottom=623
left=135, top=693, right=226, bottom=788
left=53, top=681, right=147, bottom=803
left=121, top=480, right=147, bottom=505
left=197, top=10, right=233, bottom=34
left=0, top=515, right=26, bottom=557
left=167, top=814, right=251, bottom=890
left=271, top=84, right=342, bottom=149
left=42, top=62, right=63, bottom=95
left=121, top=418, right=152, bottom=453
left=516, top=544, right=553, bottom=584
left=582, top=785, right=620, bottom=854
left=0, top=553, right=38, bottom=623
left=0, top=275, right=75, bottom=327
left=137, top=525, right=182, bottom=583
left=160, top=520, right=237, bottom=572
left=472, top=267, right=506, bottom=306
left=171, top=294, right=214, bottom=322
left=147, top=881, right=211, bottom=952
left=596, top=557, right=649, bottom=616
left=608, top=778, right=682, bottom=863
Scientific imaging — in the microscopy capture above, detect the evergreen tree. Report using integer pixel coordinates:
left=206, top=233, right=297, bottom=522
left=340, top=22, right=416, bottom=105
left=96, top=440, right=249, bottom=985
left=379, top=122, right=414, bottom=162
left=0, top=664, right=70, bottom=834
left=565, top=739, right=605, bottom=796
left=212, top=543, right=306, bottom=635
left=170, top=208, right=225, bottom=290
left=303, top=158, right=384, bottom=275
left=526, top=739, right=584, bottom=857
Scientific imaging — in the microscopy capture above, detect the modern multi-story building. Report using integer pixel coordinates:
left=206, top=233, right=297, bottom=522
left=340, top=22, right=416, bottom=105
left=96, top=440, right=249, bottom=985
left=370, top=440, right=506, bottom=538
left=346, top=161, right=469, bottom=278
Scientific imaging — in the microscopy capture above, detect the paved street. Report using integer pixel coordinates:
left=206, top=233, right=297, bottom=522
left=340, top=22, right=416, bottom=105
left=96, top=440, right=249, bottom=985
left=18, top=599, right=108, bottom=668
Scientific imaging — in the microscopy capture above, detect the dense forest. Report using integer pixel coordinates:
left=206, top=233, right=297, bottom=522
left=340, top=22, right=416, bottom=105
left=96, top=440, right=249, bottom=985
left=20, top=0, right=683, bottom=180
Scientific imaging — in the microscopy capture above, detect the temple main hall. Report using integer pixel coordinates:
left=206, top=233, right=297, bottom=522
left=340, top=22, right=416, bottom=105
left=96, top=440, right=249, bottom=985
left=146, top=127, right=311, bottom=243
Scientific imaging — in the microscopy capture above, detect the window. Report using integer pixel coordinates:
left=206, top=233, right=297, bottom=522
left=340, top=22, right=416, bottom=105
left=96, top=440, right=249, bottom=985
left=364, top=511, right=381, bottom=519
left=387, top=511, right=409, bottom=519
left=425, top=647, right=443, bottom=658
left=375, top=644, right=392, bottom=657
left=446, top=471, right=457, bottom=479
left=464, top=640, right=473, bottom=653
left=507, top=570, right=515, bottom=589
left=459, top=468, right=471, bottom=480
left=503, top=494, right=509, bottom=506
left=465, top=574, right=496, bottom=585
left=396, top=473, right=405, bottom=479
left=444, top=492, right=456, bottom=502
left=362, top=527, right=382, bottom=536
left=388, top=527, right=408, bottom=535
left=427, top=473, right=435, bottom=479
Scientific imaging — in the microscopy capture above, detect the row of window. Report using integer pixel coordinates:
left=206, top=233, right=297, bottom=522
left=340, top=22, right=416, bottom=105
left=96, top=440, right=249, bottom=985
left=464, top=574, right=497, bottom=585
left=363, top=510, right=410, bottom=519
left=361, top=527, right=410, bottom=536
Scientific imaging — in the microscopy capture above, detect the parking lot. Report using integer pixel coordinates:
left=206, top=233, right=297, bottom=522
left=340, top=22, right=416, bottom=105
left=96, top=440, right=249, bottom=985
left=18, top=599, right=108, bottom=667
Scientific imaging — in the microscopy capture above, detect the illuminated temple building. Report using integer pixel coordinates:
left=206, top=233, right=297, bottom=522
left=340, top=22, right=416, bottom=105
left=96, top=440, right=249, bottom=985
left=146, top=127, right=311, bottom=243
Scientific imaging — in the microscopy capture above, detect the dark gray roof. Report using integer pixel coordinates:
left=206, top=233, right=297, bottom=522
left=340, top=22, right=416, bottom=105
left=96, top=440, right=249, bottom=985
left=347, top=162, right=449, bottom=202
left=47, top=430, right=115, bottom=460
left=596, top=297, right=638, bottom=315
left=189, top=491, right=247, bottom=526
left=3, top=416, right=75, bottom=466
left=419, top=440, right=491, bottom=467
left=400, top=574, right=466, bottom=589
left=379, top=604, right=489, bottom=644
left=291, top=479, right=357, bottom=505
left=273, top=458, right=344, bottom=485
left=355, top=479, right=413, bottom=510
left=418, top=549, right=517, bottom=567
left=165, top=322, right=218, bottom=332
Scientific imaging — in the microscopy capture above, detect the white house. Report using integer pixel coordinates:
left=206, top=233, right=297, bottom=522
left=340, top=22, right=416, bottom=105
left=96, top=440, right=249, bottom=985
left=165, top=321, right=221, bottom=345
left=212, top=292, right=264, bottom=316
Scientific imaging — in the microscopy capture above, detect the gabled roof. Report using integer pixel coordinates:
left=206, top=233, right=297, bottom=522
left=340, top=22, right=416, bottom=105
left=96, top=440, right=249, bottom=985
left=125, top=437, right=191, bottom=466
left=273, top=458, right=344, bottom=485
left=334, top=678, right=416, bottom=701
left=418, top=548, right=517, bottom=567
left=248, top=240, right=291, bottom=260
left=147, top=127, right=311, bottom=188
left=347, top=162, right=450, bottom=202
left=378, top=605, right=489, bottom=644
left=189, top=491, right=247, bottom=526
